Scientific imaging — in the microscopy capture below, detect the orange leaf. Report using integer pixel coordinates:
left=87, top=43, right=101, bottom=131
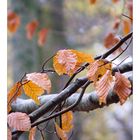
left=26, top=72, right=51, bottom=93
left=89, top=0, right=96, bottom=5
left=55, top=123, right=68, bottom=140
left=122, top=19, right=131, bottom=35
left=113, top=18, right=120, bottom=30
left=23, top=81, right=44, bottom=105
left=29, top=127, right=37, bottom=140
left=38, top=28, right=48, bottom=46
left=8, top=127, right=12, bottom=140
left=95, top=70, right=113, bottom=105
left=114, top=72, right=131, bottom=105
left=104, top=32, right=120, bottom=49
left=26, top=20, right=38, bottom=40
left=8, top=112, right=31, bottom=131
left=8, top=82, right=22, bottom=113
left=8, top=11, right=20, bottom=33
left=62, top=111, right=73, bottom=132
left=112, top=0, right=119, bottom=3
left=87, top=59, right=112, bottom=84
left=53, top=49, right=94, bottom=76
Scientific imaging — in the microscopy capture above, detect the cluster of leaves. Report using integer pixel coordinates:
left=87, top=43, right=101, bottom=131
left=8, top=49, right=132, bottom=140
left=8, top=11, right=48, bottom=47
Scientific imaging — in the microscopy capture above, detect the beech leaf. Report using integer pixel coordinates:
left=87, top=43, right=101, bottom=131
left=53, top=49, right=94, bottom=76
left=26, top=72, right=51, bottom=93
left=23, top=81, right=44, bottom=105
left=87, top=59, right=112, bottom=84
left=114, top=72, right=131, bottom=105
left=55, top=123, right=68, bottom=140
left=8, top=112, right=31, bottom=131
left=26, top=20, right=38, bottom=40
left=8, top=11, right=20, bottom=33
left=95, top=70, right=113, bottom=105
left=62, top=111, right=73, bottom=132
left=38, top=28, right=48, bottom=46
left=122, top=19, right=131, bottom=35
left=8, top=82, right=22, bottom=113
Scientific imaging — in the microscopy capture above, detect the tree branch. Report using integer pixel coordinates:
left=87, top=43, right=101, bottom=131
left=11, top=61, right=132, bottom=114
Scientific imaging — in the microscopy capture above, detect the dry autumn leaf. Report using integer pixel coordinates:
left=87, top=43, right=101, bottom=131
left=8, top=11, right=20, bottom=33
left=38, top=28, right=48, bottom=46
left=8, top=112, right=31, bottom=131
left=62, top=111, right=73, bottom=132
left=53, top=49, right=94, bottom=76
left=26, top=72, right=51, bottom=93
left=104, top=32, right=120, bottom=49
left=112, top=0, right=119, bottom=3
left=87, top=59, right=112, bottom=84
left=29, top=127, right=37, bottom=140
left=89, top=0, right=96, bottom=5
left=96, top=70, right=113, bottom=105
left=8, top=127, right=12, bottom=140
left=8, top=82, right=22, bottom=113
left=122, top=19, right=131, bottom=35
left=55, top=123, right=68, bottom=140
left=26, top=20, right=39, bottom=40
left=23, top=81, right=44, bottom=105
left=113, top=18, right=120, bottom=30
left=114, top=72, right=131, bottom=105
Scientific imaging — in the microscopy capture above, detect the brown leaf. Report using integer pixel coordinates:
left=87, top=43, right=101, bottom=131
left=53, top=49, right=94, bottom=76
left=112, top=0, right=119, bottom=3
left=8, top=11, right=20, bottom=33
left=8, top=82, right=22, bottom=113
left=8, top=127, right=12, bottom=140
left=62, top=111, right=73, bottom=132
left=104, top=32, right=120, bottom=49
left=38, top=28, right=48, bottom=46
left=87, top=59, right=112, bottom=84
left=55, top=123, right=68, bottom=140
left=29, top=127, right=37, bottom=140
left=8, top=112, right=31, bottom=131
left=95, top=70, right=113, bottom=105
left=26, top=72, right=51, bottom=93
left=122, top=19, right=131, bottom=35
left=114, top=72, right=131, bottom=105
left=23, top=81, right=44, bottom=105
left=89, top=0, right=96, bottom=5
left=113, top=18, right=121, bottom=30
left=26, top=20, right=39, bottom=40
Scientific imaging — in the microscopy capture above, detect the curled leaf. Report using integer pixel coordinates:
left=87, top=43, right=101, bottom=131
left=29, top=127, right=37, bottom=140
left=53, top=49, right=94, bottom=76
left=23, top=81, right=44, bottom=105
left=95, top=70, right=113, bottom=105
left=62, top=111, right=73, bottom=132
left=55, top=123, right=68, bottom=140
left=26, top=72, right=51, bottom=93
left=87, top=59, right=112, bottom=84
left=8, top=112, right=31, bottom=131
left=114, top=72, right=131, bottom=105
left=104, top=32, right=120, bottom=49
left=38, top=28, right=48, bottom=46
left=8, top=11, right=20, bottom=33
left=26, top=20, right=38, bottom=40
left=8, top=82, right=22, bottom=113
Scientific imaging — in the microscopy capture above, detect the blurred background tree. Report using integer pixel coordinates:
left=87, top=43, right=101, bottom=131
left=8, top=0, right=132, bottom=140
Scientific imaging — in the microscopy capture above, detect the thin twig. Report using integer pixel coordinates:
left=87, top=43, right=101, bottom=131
left=31, top=81, right=92, bottom=127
